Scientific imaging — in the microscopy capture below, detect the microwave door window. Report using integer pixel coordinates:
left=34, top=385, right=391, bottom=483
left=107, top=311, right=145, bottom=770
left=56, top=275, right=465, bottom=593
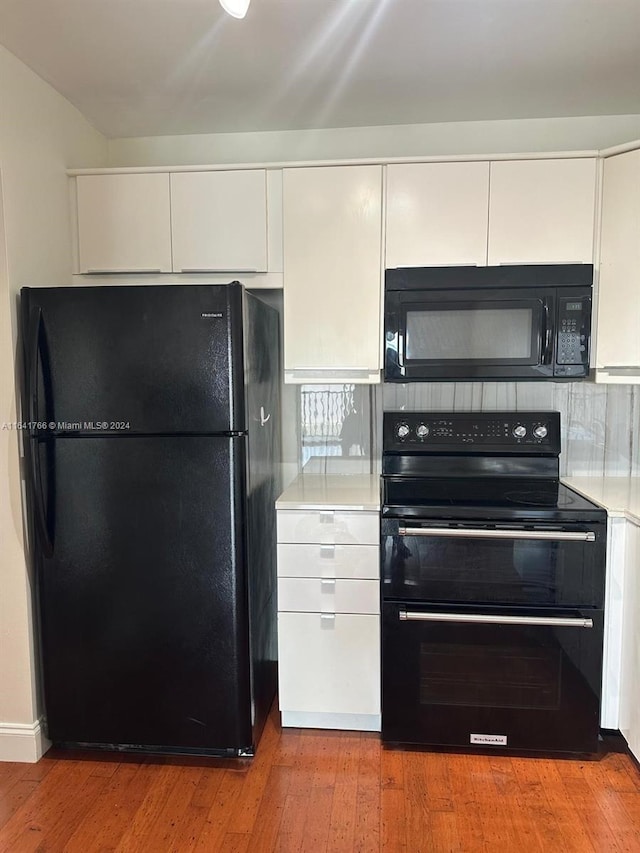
left=405, top=304, right=539, bottom=365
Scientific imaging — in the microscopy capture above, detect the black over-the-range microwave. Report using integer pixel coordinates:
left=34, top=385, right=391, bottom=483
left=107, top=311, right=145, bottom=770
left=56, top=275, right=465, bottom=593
left=384, top=264, right=593, bottom=382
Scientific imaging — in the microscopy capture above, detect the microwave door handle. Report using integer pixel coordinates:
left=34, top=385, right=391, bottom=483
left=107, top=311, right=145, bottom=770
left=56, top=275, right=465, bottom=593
left=541, top=299, right=553, bottom=365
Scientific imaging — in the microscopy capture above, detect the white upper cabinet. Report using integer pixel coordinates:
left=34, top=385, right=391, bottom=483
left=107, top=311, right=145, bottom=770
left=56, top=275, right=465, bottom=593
left=487, top=158, right=597, bottom=265
left=76, top=173, right=172, bottom=273
left=170, top=170, right=268, bottom=273
left=385, top=162, right=490, bottom=267
left=596, top=149, right=640, bottom=379
left=282, top=165, right=383, bottom=384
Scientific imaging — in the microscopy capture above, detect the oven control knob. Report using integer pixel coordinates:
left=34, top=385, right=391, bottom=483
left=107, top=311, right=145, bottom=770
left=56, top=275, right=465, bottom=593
left=396, top=423, right=410, bottom=439
left=512, top=424, right=527, bottom=439
left=416, top=424, right=429, bottom=439
left=533, top=424, right=548, bottom=439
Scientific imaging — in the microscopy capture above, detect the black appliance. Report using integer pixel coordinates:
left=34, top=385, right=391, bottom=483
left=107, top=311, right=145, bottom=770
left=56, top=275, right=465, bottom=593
left=381, top=410, right=607, bottom=755
left=384, top=264, right=592, bottom=381
left=21, top=282, right=280, bottom=757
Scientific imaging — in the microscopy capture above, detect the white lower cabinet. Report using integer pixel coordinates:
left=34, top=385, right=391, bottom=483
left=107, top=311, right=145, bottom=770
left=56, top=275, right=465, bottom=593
left=278, top=613, right=380, bottom=730
left=276, top=508, right=381, bottom=731
left=620, top=520, right=640, bottom=761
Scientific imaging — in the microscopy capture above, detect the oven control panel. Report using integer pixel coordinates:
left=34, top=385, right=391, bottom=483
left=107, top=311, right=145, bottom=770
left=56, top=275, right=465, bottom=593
left=384, top=411, right=561, bottom=452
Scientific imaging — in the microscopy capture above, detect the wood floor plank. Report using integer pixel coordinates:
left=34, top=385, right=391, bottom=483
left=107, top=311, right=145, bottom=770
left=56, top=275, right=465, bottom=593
left=533, top=759, right=593, bottom=853
left=220, top=831, right=252, bottom=853
left=353, top=735, right=380, bottom=853
left=191, top=768, right=247, bottom=852
left=63, top=762, right=157, bottom=852
left=299, top=786, right=334, bottom=853
left=380, top=787, right=407, bottom=852
left=402, top=751, right=433, bottom=853
left=273, top=792, right=310, bottom=853
left=380, top=747, right=404, bottom=790
left=111, top=764, right=182, bottom=853
left=0, top=763, right=28, bottom=796
left=0, top=780, right=40, bottom=831
left=244, top=765, right=292, bottom=853
left=128, top=764, right=205, bottom=852
left=326, top=734, right=360, bottom=853
left=0, top=706, right=640, bottom=853
left=0, top=759, right=103, bottom=853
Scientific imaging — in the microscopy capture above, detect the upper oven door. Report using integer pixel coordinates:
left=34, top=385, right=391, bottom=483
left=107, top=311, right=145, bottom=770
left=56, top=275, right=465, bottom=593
left=381, top=519, right=606, bottom=608
left=384, top=287, right=554, bottom=381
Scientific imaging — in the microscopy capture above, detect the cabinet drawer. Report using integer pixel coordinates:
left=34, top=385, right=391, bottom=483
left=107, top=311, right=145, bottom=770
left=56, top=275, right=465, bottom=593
left=278, top=578, right=379, bottom=614
left=277, top=543, right=378, bottom=579
left=277, top=510, right=378, bottom=545
left=277, top=613, right=380, bottom=716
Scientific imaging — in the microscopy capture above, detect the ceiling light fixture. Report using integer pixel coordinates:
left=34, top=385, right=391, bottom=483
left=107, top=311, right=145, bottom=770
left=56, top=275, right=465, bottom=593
left=219, top=0, right=250, bottom=19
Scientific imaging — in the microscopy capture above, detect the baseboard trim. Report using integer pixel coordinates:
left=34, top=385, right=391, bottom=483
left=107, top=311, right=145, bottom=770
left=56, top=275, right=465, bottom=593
left=281, top=710, right=381, bottom=732
left=0, top=719, right=50, bottom=763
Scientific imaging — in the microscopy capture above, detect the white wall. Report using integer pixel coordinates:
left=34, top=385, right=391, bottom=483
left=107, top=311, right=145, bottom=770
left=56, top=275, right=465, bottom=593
left=0, top=45, right=107, bottom=761
left=107, top=114, right=640, bottom=167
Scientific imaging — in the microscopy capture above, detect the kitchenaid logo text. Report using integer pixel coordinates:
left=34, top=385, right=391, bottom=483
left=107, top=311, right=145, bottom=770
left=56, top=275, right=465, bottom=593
left=201, top=312, right=223, bottom=319
left=470, top=733, right=508, bottom=746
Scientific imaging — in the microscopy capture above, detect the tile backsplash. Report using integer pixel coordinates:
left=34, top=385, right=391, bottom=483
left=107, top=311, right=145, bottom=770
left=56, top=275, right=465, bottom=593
left=293, top=380, right=639, bottom=479
left=380, top=381, right=639, bottom=477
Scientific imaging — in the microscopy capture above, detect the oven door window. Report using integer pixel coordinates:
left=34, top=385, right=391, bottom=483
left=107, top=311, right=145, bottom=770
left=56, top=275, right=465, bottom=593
left=403, top=298, right=543, bottom=366
left=381, top=526, right=604, bottom=608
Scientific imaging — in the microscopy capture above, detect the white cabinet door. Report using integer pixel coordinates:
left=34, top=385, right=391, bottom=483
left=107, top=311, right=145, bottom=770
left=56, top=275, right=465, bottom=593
left=170, top=170, right=268, bottom=272
left=282, top=165, right=382, bottom=383
left=386, top=162, right=489, bottom=267
left=76, top=174, right=172, bottom=273
left=601, top=517, right=627, bottom=729
left=595, top=150, right=640, bottom=377
left=278, top=612, right=380, bottom=717
left=620, top=520, right=640, bottom=762
left=487, top=159, right=597, bottom=265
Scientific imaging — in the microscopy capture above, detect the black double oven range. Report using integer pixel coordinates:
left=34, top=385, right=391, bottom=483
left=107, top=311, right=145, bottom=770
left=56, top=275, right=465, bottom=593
left=381, top=411, right=607, bottom=755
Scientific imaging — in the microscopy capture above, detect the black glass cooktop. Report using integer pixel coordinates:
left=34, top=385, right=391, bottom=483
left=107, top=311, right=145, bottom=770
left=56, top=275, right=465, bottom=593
left=382, top=477, right=601, bottom=513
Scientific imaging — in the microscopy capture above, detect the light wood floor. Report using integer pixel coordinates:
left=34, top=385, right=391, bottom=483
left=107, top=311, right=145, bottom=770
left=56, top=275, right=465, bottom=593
left=1, top=706, right=640, bottom=852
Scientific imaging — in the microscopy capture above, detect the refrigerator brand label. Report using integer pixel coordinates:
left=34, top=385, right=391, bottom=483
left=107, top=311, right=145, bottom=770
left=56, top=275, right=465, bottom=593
left=201, top=312, right=223, bottom=319
left=470, top=733, right=507, bottom=746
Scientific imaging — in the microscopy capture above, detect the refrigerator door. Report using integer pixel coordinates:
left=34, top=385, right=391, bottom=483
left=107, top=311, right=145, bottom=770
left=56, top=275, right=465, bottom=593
left=37, top=434, right=253, bottom=754
left=21, top=284, right=246, bottom=435
left=243, top=292, right=281, bottom=746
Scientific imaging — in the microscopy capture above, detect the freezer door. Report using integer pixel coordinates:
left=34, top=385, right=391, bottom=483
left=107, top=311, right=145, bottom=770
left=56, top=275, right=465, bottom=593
left=21, top=284, right=246, bottom=435
left=37, top=435, right=253, bottom=754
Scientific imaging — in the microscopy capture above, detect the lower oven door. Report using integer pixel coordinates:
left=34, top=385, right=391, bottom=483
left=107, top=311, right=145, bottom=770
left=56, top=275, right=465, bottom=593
left=382, top=601, right=603, bottom=754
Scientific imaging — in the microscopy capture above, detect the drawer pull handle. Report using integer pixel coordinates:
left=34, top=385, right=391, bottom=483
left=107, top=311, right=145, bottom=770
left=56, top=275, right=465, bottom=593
left=320, top=545, right=335, bottom=559
left=320, top=579, right=336, bottom=592
left=320, top=511, right=335, bottom=524
left=320, top=613, right=336, bottom=627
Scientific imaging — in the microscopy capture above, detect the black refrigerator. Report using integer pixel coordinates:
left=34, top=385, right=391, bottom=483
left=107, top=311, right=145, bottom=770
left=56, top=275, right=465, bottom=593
left=20, top=282, right=281, bottom=757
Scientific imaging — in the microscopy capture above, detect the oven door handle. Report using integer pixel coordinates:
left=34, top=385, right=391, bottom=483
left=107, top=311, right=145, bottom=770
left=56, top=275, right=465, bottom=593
left=398, top=525, right=596, bottom=542
left=399, top=610, right=594, bottom=629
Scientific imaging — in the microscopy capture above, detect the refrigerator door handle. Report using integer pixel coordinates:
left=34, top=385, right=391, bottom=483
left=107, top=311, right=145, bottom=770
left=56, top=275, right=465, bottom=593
left=27, top=306, right=42, bottom=430
left=26, top=306, right=53, bottom=557
left=260, top=407, right=271, bottom=427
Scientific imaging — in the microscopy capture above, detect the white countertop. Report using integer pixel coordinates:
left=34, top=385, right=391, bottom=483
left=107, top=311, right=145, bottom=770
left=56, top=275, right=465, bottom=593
left=276, top=473, right=381, bottom=511
left=277, top=472, right=640, bottom=520
left=563, top=477, right=640, bottom=525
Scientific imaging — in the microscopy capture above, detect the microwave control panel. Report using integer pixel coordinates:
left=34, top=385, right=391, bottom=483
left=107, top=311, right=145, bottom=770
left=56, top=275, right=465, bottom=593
left=554, top=294, right=590, bottom=374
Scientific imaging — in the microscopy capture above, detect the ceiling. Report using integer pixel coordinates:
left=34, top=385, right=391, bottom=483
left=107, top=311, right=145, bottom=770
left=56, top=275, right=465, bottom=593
left=1, top=0, right=640, bottom=140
